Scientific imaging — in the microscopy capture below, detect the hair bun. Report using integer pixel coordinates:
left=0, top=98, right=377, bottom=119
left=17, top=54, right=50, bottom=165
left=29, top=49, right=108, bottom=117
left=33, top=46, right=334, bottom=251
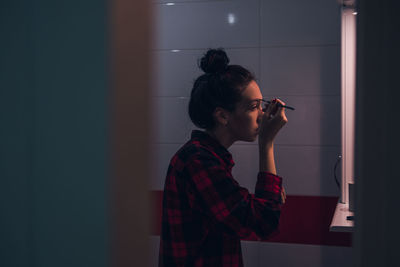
left=199, top=48, right=230, bottom=74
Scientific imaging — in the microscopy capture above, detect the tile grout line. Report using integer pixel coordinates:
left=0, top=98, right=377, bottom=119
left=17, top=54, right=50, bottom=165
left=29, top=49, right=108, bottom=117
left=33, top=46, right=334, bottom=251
left=151, top=44, right=340, bottom=52
left=151, top=94, right=342, bottom=98
left=151, top=142, right=341, bottom=148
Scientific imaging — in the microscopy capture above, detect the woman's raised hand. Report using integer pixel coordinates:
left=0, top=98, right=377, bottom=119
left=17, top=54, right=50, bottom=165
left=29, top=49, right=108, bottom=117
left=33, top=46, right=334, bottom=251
left=258, top=98, right=288, bottom=146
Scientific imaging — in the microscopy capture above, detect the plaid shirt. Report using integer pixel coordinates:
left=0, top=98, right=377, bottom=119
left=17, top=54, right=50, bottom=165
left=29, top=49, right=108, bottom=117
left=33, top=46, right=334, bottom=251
left=159, top=130, right=283, bottom=267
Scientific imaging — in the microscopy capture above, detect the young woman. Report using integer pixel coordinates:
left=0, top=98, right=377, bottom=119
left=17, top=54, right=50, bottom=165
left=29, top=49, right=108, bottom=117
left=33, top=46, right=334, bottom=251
left=159, top=48, right=287, bottom=267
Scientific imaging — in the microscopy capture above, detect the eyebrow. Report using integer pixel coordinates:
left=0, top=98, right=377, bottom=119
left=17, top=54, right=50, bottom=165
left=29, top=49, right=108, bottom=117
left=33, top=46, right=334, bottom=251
left=248, top=98, right=265, bottom=104
left=242, top=99, right=265, bottom=109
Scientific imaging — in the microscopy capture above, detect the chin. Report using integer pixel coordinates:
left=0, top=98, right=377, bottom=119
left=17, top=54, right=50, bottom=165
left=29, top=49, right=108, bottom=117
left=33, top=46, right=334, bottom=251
left=242, top=134, right=258, bottom=142
left=235, top=129, right=259, bottom=142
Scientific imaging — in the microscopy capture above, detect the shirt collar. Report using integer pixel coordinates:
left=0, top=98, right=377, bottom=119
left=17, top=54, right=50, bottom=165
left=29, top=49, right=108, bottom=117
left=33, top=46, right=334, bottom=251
left=191, top=130, right=234, bottom=168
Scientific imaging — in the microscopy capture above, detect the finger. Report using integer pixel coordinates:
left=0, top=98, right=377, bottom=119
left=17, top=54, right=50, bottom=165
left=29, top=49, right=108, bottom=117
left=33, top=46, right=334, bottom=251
left=263, top=99, right=278, bottom=118
left=267, top=98, right=285, bottom=117
left=275, top=98, right=286, bottom=106
left=274, top=98, right=287, bottom=118
left=262, top=103, right=269, bottom=112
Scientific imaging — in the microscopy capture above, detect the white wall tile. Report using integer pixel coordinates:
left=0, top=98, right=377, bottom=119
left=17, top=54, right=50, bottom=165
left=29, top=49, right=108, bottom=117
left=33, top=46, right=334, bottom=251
left=149, top=236, right=160, bottom=267
left=153, top=97, right=194, bottom=143
left=150, top=236, right=353, bottom=267
left=155, top=0, right=219, bottom=3
left=229, top=145, right=259, bottom=192
left=262, top=95, right=341, bottom=146
left=274, top=145, right=342, bottom=196
left=228, top=48, right=261, bottom=80
left=152, top=48, right=261, bottom=97
left=258, top=242, right=353, bottom=267
left=230, top=144, right=341, bottom=196
left=150, top=143, right=183, bottom=190
left=241, top=240, right=259, bottom=267
left=260, top=46, right=340, bottom=96
left=152, top=237, right=260, bottom=267
left=154, top=0, right=260, bottom=50
left=260, top=0, right=340, bottom=46
left=152, top=50, right=202, bottom=97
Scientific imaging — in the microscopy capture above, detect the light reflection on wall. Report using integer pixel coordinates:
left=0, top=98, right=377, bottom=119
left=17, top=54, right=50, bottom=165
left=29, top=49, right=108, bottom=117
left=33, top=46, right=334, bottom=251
left=341, top=7, right=357, bottom=204
left=227, top=13, right=236, bottom=25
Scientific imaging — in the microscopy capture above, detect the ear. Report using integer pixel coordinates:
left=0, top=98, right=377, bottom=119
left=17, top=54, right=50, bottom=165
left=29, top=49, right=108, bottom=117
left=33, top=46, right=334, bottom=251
left=213, top=107, right=230, bottom=126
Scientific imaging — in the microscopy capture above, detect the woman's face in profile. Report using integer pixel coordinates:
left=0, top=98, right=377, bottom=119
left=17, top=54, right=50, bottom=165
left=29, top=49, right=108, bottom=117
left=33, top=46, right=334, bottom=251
left=227, top=80, right=264, bottom=142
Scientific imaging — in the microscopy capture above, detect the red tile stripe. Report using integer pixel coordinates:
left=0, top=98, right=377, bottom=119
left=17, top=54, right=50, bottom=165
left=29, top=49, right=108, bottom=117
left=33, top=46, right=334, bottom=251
left=150, top=191, right=352, bottom=247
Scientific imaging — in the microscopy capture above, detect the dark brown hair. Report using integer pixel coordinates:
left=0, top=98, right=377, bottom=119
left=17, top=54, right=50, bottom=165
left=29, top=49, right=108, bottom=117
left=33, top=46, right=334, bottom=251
left=188, top=48, right=255, bottom=130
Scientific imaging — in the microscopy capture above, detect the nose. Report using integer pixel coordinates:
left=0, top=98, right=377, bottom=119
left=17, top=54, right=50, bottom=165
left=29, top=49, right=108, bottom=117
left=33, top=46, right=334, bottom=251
left=257, top=107, right=263, bottom=123
left=259, top=102, right=265, bottom=113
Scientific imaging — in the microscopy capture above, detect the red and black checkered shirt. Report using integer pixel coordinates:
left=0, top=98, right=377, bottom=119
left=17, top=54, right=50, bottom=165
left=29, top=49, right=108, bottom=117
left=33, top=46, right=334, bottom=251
left=159, top=130, right=283, bottom=267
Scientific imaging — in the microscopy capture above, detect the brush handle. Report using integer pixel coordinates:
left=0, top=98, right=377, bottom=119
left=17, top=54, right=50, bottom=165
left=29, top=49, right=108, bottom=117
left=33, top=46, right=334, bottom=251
left=265, top=100, right=295, bottom=110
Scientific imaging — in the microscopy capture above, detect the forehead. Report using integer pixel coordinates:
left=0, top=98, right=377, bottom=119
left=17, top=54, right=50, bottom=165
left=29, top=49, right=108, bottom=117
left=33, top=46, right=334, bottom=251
left=240, top=80, right=262, bottom=102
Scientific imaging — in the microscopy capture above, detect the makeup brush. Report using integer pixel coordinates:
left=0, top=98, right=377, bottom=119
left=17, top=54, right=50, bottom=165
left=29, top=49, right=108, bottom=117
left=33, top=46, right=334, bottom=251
left=263, top=100, right=295, bottom=111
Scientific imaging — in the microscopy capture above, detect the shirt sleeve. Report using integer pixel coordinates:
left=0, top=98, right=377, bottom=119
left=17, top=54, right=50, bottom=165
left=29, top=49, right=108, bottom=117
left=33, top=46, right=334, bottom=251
left=186, top=149, right=283, bottom=239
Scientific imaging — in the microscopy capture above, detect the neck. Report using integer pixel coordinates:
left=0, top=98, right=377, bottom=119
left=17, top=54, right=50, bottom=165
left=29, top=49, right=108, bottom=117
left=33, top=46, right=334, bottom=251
left=205, top=127, right=235, bottom=149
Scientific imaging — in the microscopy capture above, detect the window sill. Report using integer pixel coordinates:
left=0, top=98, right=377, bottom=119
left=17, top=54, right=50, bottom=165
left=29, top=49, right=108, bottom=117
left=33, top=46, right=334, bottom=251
left=329, top=202, right=354, bottom=232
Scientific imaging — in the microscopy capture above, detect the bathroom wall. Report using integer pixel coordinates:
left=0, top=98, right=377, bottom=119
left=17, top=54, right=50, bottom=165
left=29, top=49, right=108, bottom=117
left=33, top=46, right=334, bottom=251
left=150, top=0, right=353, bottom=266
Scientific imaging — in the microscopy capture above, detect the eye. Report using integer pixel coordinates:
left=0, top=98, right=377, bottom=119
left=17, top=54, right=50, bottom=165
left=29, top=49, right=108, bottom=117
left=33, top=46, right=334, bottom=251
left=247, top=100, right=263, bottom=111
